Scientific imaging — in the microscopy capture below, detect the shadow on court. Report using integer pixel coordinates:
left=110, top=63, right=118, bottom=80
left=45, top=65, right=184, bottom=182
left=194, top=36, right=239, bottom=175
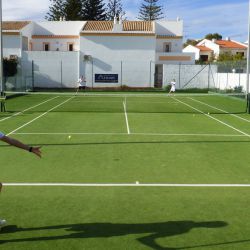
left=1, top=139, right=250, bottom=149
left=0, top=220, right=228, bottom=249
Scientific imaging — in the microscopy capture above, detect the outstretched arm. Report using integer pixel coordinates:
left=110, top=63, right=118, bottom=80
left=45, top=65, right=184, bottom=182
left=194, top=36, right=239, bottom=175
left=0, top=135, right=42, bottom=158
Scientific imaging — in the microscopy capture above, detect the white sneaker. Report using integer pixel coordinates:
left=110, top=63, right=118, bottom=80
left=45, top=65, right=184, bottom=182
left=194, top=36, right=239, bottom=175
left=0, top=219, right=6, bottom=229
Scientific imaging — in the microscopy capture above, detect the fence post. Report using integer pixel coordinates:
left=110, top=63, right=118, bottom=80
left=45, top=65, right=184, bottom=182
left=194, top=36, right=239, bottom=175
left=248, top=93, right=250, bottom=114
left=208, top=64, right=210, bottom=90
left=121, top=61, right=123, bottom=87
left=149, top=60, right=152, bottom=88
left=32, top=60, right=34, bottom=90
left=91, top=59, right=94, bottom=89
left=178, top=63, right=181, bottom=89
left=60, top=60, right=63, bottom=89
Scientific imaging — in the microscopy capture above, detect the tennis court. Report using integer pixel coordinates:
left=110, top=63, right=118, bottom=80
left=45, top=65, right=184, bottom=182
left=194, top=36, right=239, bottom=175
left=1, top=92, right=250, bottom=249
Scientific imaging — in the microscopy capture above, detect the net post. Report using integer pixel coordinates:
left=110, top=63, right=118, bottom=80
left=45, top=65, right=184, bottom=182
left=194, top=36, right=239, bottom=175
left=248, top=93, right=250, bottom=114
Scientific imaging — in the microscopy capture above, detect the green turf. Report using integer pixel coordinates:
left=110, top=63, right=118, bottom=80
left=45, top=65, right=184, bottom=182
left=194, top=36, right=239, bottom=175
left=0, top=93, right=250, bottom=249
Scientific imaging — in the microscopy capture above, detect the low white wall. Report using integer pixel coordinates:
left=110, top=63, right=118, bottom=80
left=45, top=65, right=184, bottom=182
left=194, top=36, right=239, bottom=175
left=163, top=64, right=216, bottom=89
left=216, top=73, right=247, bottom=91
left=21, top=51, right=79, bottom=88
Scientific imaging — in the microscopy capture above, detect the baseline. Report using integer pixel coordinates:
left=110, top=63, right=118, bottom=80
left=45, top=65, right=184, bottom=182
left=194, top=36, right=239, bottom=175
left=12, top=132, right=246, bottom=137
left=4, top=183, right=250, bottom=187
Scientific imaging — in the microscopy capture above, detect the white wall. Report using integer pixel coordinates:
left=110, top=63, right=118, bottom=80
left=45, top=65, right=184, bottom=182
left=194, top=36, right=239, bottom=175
left=80, top=35, right=156, bottom=87
left=32, top=21, right=86, bottom=36
left=3, top=34, right=21, bottom=57
left=183, top=45, right=199, bottom=60
left=216, top=73, right=247, bottom=91
left=163, top=64, right=217, bottom=89
left=31, top=38, right=80, bottom=51
left=155, top=20, right=183, bottom=36
left=156, top=38, right=183, bottom=53
left=197, top=39, right=220, bottom=56
left=22, top=51, right=79, bottom=88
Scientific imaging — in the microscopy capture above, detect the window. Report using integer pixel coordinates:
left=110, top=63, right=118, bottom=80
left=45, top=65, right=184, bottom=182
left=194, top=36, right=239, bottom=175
left=68, top=43, right=74, bottom=51
left=164, top=43, right=171, bottom=52
left=236, top=52, right=244, bottom=57
left=200, top=55, right=209, bottom=62
left=43, top=43, right=50, bottom=51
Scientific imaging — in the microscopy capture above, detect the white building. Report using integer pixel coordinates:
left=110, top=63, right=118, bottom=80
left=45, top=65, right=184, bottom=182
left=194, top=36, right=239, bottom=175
left=3, top=19, right=194, bottom=89
left=183, top=38, right=248, bottom=62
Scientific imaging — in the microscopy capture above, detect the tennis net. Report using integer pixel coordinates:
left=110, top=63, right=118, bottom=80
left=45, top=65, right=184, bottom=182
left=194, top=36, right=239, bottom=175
left=1, top=91, right=248, bottom=115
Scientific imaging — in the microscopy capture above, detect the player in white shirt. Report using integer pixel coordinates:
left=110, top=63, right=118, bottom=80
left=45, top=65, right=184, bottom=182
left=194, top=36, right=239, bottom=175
left=169, top=79, right=176, bottom=94
left=0, top=131, right=41, bottom=229
left=77, top=75, right=86, bottom=91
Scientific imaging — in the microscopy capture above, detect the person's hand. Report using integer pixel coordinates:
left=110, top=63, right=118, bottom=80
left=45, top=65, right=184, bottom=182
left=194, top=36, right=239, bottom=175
left=31, top=147, right=42, bottom=158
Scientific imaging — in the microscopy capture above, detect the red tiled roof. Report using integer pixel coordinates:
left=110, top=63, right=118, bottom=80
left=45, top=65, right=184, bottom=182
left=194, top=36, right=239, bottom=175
left=83, top=21, right=153, bottom=32
left=215, top=40, right=247, bottom=49
left=195, top=45, right=213, bottom=52
left=3, top=21, right=30, bottom=30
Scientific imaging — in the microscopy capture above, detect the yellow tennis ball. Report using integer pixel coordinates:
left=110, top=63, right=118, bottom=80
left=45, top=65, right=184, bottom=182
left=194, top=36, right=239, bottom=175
left=68, top=135, right=71, bottom=139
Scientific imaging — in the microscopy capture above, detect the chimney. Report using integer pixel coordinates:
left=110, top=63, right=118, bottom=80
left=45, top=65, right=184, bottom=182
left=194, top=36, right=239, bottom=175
left=114, top=15, right=117, bottom=24
left=113, top=14, right=123, bottom=32
left=212, top=38, right=216, bottom=43
left=119, top=15, right=122, bottom=25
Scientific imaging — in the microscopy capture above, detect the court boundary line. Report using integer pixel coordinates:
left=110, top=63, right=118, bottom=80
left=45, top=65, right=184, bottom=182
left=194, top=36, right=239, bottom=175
left=12, top=132, right=247, bottom=137
left=0, top=96, right=59, bottom=122
left=174, top=97, right=250, bottom=137
left=7, top=96, right=75, bottom=136
left=3, top=183, right=250, bottom=187
left=123, top=98, right=130, bottom=134
left=188, top=97, right=250, bottom=123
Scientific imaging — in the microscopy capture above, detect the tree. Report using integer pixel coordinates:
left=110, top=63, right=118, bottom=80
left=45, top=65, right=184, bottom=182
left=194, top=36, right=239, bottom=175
left=138, top=0, right=164, bottom=21
left=106, top=0, right=126, bottom=21
left=205, top=33, right=222, bottom=40
left=82, top=0, right=106, bottom=20
left=45, top=0, right=66, bottom=21
left=183, top=39, right=200, bottom=48
left=64, top=0, right=83, bottom=20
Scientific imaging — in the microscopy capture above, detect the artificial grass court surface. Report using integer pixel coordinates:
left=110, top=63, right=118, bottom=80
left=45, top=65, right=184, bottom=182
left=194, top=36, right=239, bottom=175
left=0, top=92, right=250, bottom=249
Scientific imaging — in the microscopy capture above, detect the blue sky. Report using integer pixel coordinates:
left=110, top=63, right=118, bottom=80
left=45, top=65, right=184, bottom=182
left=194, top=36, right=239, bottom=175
left=2, top=0, right=249, bottom=42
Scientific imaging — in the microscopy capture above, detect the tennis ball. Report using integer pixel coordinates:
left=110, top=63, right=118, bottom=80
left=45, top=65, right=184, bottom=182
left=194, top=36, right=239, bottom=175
left=208, top=112, right=210, bottom=115
left=68, top=135, right=71, bottom=139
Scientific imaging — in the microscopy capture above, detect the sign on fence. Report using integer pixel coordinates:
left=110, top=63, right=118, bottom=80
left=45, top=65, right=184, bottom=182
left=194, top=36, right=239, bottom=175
left=95, top=74, right=119, bottom=83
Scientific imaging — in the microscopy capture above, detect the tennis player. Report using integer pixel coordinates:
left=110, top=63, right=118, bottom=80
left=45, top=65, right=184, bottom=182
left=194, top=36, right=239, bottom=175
left=169, top=79, right=176, bottom=94
left=0, top=131, right=42, bottom=229
left=77, top=75, right=86, bottom=91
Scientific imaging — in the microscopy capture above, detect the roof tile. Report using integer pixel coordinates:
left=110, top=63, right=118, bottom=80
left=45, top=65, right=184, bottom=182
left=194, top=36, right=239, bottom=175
left=3, top=21, right=30, bottom=31
left=215, top=40, right=247, bottom=49
left=83, top=21, right=153, bottom=32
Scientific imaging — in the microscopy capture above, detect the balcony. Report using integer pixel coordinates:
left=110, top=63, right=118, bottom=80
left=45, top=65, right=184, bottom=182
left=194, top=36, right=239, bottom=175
left=155, top=52, right=195, bottom=64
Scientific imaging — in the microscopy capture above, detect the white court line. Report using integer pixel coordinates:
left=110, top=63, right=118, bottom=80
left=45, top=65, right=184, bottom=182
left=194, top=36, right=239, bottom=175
left=123, top=98, right=130, bottom=134
left=3, top=183, right=250, bottom=187
left=12, top=132, right=246, bottom=137
left=189, top=97, right=250, bottom=123
left=7, top=96, right=75, bottom=136
left=0, top=96, right=59, bottom=122
left=132, top=132, right=246, bottom=137
left=174, top=97, right=250, bottom=137
left=13, top=132, right=128, bottom=135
